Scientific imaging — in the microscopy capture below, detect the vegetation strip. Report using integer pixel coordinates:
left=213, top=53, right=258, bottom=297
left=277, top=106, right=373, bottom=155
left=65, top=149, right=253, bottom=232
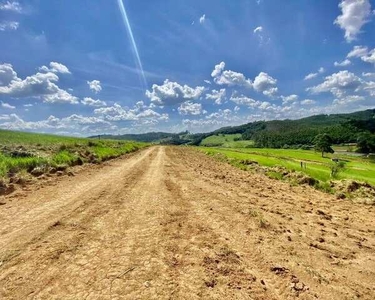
left=199, top=147, right=375, bottom=204
left=0, top=129, right=148, bottom=195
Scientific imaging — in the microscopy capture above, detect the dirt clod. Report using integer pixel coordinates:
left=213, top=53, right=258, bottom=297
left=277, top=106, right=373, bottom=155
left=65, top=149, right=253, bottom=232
left=271, top=265, right=289, bottom=275
left=30, top=167, right=44, bottom=177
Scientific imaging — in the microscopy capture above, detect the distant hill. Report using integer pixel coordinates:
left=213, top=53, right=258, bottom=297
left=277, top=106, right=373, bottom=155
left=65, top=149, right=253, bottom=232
left=91, top=131, right=191, bottom=145
left=92, top=109, right=375, bottom=148
left=198, top=108, right=375, bottom=148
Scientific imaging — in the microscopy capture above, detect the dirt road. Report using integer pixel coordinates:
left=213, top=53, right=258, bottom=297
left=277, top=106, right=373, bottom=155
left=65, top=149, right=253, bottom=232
left=0, top=146, right=374, bottom=300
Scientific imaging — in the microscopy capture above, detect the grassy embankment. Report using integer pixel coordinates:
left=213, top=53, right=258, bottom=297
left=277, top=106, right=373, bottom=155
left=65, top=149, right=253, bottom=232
left=200, top=134, right=254, bottom=148
left=200, top=147, right=375, bottom=185
left=0, top=129, right=148, bottom=180
left=198, top=133, right=375, bottom=200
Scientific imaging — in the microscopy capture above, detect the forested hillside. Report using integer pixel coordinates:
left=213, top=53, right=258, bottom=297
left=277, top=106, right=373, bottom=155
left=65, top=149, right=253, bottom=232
left=192, top=109, right=375, bottom=149
left=94, top=109, right=375, bottom=151
left=91, top=131, right=190, bottom=144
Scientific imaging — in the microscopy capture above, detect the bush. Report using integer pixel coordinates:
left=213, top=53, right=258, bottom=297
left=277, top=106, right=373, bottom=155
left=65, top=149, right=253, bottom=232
left=88, top=141, right=98, bottom=147
left=330, top=161, right=346, bottom=179
left=59, top=144, right=68, bottom=151
left=315, top=181, right=334, bottom=194
left=357, top=133, right=375, bottom=154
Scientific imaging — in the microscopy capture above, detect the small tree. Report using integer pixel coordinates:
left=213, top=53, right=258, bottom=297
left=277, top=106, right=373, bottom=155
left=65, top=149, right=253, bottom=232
left=357, top=132, right=375, bottom=154
left=314, top=134, right=334, bottom=157
left=331, top=161, right=346, bottom=178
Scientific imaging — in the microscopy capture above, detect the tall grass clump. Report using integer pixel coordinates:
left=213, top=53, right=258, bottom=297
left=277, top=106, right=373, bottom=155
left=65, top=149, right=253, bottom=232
left=0, top=153, right=48, bottom=178
left=52, top=151, right=80, bottom=166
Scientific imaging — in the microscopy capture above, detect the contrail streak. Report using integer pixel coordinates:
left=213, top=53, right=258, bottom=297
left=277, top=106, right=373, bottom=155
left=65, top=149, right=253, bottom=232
left=117, top=0, right=147, bottom=89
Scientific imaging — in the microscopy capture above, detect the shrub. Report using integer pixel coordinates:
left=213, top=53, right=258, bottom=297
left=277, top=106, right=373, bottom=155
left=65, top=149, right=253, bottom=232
left=88, top=141, right=98, bottom=147
left=330, top=161, right=346, bottom=179
left=315, top=181, right=334, bottom=194
left=59, top=144, right=68, bottom=151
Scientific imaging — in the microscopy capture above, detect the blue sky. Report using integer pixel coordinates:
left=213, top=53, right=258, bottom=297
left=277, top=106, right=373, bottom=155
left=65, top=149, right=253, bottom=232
left=0, top=0, right=375, bottom=135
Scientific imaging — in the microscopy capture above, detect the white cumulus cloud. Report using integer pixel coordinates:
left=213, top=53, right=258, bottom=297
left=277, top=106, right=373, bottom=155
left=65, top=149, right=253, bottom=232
left=199, top=14, right=206, bottom=24
left=87, top=80, right=102, bottom=94
left=0, top=113, right=113, bottom=135
left=333, top=95, right=365, bottom=105
left=345, top=45, right=375, bottom=65
left=81, top=97, right=107, bottom=107
left=230, top=94, right=261, bottom=108
left=362, top=72, right=375, bottom=77
left=205, top=89, right=226, bottom=105
left=0, top=21, right=19, bottom=31
left=281, top=94, right=299, bottom=105
left=178, top=101, right=206, bottom=116
left=304, top=67, right=325, bottom=80
left=253, top=72, right=278, bottom=97
left=211, top=62, right=252, bottom=88
left=0, top=63, right=18, bottom=86
left=0, top=63, right=79, bottom=104
left=304, top=73, right=318, bottom=80
left=253, top=26, right=263, bottom=33
left=334, top=59, right=352, bottom=67
left=361, top=48, right=375, bottom=65
left=347, top=45, right=368, bottom=58
left=146, top=79, right=205, bottom=106
left=1, top=101, right=15, bottom=109
left=301, top=99, right=316, bottom=105
left=39, top=62, right=71, bottom=74
left=334, top=0, right=372, bottom=42
left=307, top=70, right=363, bottom=98
left=94, top=102, right=168, bottom=123
left=0, top=1, right=22, bottom=12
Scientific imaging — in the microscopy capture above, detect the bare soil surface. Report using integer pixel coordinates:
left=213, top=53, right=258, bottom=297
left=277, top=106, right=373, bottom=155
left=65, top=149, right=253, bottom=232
left=0, top=146, right=374, bottom=300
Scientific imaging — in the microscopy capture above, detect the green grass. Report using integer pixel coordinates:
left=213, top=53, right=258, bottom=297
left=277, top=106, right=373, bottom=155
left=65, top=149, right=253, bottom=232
left=332, top=145, right=357, bottom=152
left=199, top=147, right=375, bottom=186
left=91, top=142, right=142, bottom=161
left=200, top=134, right=254, bottom=148
left=0, top=153, right=48, bottom=177
left=52, top=151, right=80, bottom=166
left=0, top=129, right=88, bottom=147
left=0, top=129, right=149, bottom=179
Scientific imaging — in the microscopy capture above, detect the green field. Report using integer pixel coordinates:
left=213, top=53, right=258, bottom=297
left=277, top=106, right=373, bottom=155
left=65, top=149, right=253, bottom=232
left=200, top=134, right=255, bottom=148
left=0, top=130, right=148, bottom=179
left=199, top=147, right=375, bottom=186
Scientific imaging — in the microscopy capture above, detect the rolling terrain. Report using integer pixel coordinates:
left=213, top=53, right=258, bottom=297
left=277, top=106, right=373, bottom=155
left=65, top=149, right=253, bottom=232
left=0, top=146, right=374, bottom=299
left=95, top=109, right=375, bottom=148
